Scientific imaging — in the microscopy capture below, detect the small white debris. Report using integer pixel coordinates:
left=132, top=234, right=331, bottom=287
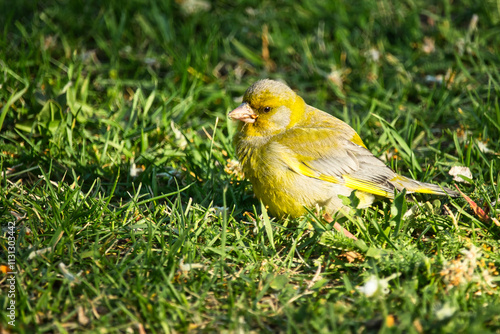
left=59, top=262, right=77, bottom=281
left=171, top=121, right=188, bottom=150
left=144, top=57, right=159, bottom=66
left=476, top=141, right=494, bottom=154
left=468, top=14, right=479, bottom=32
left=327, top=67, right=344, bottom=91
left=129, top=158, right=143, bottom=178
left=448, top=166, right=472, bottom=183
left=403, top=205, right=420, bottom=220
left=422, top=37, right=435, bottom=54
left=178, top=0, right=211, bottom=14
left=179, top=258, right=205, bottom=273
left=77, top=306, right=90, bottom=325
left=366, top=48, right=381, bottom=62
left=357, top=273, right=400, bottom=297
left=435, top=303, right=457, bottom=321
left=425, top=75, right=443, bottom=84
left=27, top=247, right=53, bottom=260
left=209, top=206, right=228, bottom=217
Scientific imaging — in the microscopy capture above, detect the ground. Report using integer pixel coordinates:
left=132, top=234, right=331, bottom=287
left=1, top=0, right=499, bottom=332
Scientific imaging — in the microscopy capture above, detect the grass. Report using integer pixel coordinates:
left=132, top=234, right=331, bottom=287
left=1, top=0, right=500, bottom=332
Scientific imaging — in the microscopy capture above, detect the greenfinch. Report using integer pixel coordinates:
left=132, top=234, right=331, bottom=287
left=229, top=79, right=458, bottom=218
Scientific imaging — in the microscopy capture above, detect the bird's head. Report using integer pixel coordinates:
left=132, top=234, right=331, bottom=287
left=229, top=79, right=306, bottom=136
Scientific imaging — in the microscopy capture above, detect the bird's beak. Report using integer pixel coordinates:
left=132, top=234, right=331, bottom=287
left=228, top=103, right=257, bottom=124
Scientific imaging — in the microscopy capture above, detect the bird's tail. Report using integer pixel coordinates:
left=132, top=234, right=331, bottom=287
left=391, top=175, right=459, bottom=197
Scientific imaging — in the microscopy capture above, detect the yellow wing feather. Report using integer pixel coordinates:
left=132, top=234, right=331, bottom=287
left=342, top=175, right=392, bottom=198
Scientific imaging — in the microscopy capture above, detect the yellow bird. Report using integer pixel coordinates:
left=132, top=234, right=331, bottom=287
left=229, top=79, right=458, bottom=218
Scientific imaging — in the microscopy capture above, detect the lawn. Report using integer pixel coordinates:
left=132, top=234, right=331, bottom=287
left=1, top=0, right=500, bottom=332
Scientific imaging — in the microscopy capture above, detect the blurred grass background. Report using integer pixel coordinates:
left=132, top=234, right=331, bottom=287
left=1, top=0, right=500, bottom=332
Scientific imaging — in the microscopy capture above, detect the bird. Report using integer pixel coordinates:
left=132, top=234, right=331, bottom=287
left=228, top=79, right=458, bottom=218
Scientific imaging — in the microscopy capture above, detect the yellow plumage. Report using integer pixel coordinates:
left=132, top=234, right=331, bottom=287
left=229, top=79, right=458, bottom=218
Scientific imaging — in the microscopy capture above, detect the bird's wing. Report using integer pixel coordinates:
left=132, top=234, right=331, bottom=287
left=274, top=126, right=397, bottom=198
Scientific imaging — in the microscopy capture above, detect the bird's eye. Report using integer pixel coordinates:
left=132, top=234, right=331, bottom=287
left=263, top=107, right=271, bottom=113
